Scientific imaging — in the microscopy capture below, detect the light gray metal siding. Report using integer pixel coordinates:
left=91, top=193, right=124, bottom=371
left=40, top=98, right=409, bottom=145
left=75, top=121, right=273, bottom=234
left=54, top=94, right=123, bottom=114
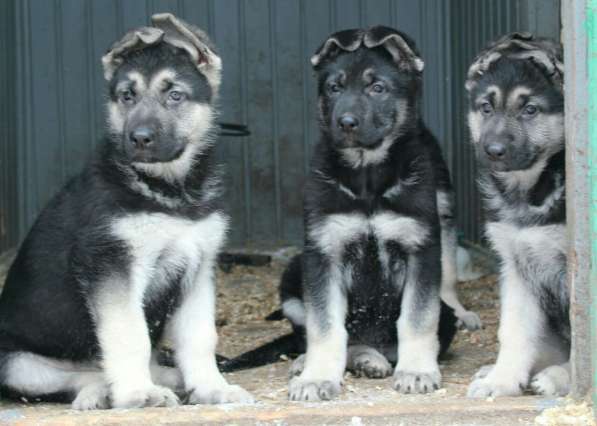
left=0, top=0, right=560, bottom=250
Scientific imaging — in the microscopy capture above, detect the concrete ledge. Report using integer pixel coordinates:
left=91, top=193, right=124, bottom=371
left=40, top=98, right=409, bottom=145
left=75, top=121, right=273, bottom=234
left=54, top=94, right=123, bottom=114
left=0, top=396, right=550, bottom=425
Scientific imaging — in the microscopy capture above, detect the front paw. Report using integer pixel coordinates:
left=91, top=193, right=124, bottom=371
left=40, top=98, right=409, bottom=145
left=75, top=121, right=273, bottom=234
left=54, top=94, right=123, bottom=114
left=467, top=375, right=525, bottom=398
left=456, top=311, right=483, bottom=331
left=186, top=384, right=254, bottom=404
left=111, top=384, right=180, bottom=409
left=392, top=369, right=441, bottom=394
left=288, top=376, right=341, bottom=401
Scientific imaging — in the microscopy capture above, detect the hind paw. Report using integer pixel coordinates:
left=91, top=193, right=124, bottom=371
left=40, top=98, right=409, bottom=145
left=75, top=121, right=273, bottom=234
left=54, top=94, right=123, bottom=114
left=111, top=384, right=180, bottom=409
left=456, top=311, right=483, bottom=330
left=187, top=384, right=254, bottom=405
left=471, top=364, right=494, bottom=381
left=530, top=365, right=570, bottom=397
left=350, top=351, right=392, bottom=379
left=72, top=383, right=111, bottom=410
left=288, top=354, right=306, bottom=378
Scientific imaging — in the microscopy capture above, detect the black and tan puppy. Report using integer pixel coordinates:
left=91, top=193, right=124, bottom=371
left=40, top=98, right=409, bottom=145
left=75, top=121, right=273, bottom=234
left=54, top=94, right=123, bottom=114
left=0, top=14, right=252, bottom=409
left=465, top=33, right=569, bottom=398
left=277, top=26, right=463, bottom=401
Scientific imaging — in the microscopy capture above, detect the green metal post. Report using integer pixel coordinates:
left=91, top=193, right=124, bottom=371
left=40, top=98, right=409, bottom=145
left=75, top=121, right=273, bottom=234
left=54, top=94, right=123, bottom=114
left=588, top=0, right=597, bottom=409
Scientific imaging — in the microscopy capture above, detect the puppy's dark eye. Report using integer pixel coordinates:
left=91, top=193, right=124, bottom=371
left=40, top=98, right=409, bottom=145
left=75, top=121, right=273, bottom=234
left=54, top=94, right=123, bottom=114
left=119, top=90, right=135, bottom=105
left=371, top=83, right=385, bottom=94
left=168, top=91, right=185, bottom=103
left=480, top=102, right=493, bottom=115
left=329, top=83, right=341, bottom=93
left=523, top=104, right=538, bottom=116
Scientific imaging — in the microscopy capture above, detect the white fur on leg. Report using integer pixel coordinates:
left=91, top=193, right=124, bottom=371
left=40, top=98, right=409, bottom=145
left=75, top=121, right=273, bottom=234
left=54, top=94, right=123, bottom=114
left=530, top=363, right=570, bottom=397
left=289, top=273, right=348, bottom=401
left=467, top=256, right=541, bottom=398
left=0, top=352, right=110, bottom=410
left=169, top=249, right=253, bottom=405
left=95, top=280, right=179, bottom=409
left=393, top=261, right=441, bottom=394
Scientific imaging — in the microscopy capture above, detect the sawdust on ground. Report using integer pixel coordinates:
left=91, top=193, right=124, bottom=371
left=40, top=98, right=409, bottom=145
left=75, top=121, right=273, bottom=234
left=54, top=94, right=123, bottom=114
left=2, top=250, right=592, bottom=426
left=215, top=256, right=500, bottom=396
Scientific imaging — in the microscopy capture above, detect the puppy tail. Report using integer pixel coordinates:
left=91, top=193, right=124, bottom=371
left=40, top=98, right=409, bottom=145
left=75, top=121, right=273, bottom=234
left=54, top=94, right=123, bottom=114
left=438, top=301, right=458, bottom=358
left=265, top=309, right=285, bottom=321
left=219, top=332, right=305, bottom=373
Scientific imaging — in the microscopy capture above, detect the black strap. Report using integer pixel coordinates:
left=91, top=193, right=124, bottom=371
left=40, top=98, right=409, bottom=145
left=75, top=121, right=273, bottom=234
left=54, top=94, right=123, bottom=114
left=217, top=122, right=251, bottom=137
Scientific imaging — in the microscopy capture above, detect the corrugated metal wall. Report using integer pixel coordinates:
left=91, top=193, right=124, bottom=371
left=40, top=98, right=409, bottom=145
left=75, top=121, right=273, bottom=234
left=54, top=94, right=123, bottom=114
left=0, top=0, right=18, bottom=253
left=0, top=0, right=560, bottom=251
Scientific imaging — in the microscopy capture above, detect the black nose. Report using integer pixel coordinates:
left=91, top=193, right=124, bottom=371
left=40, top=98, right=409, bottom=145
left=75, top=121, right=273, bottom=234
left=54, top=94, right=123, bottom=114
left=485, top=143, right=506, bottom=160
left=338, top=114, right=359, bottom=132
left=129, top=127, right=155, bottom=148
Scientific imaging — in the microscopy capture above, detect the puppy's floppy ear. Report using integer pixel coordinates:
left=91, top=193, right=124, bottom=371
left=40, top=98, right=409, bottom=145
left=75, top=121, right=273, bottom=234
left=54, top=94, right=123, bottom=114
left=363, top=26, right=424, bottom=72
left=465, top=32, right=563, bottom=91
left=102, top=27, right=163, bottom=81
left=310, top=29, right=363, bottom=67
left=151, top=13, right=222, bottom=95
left=509, top=38, right=563, bottom=88
left=466, top=33, right=534, bottom=84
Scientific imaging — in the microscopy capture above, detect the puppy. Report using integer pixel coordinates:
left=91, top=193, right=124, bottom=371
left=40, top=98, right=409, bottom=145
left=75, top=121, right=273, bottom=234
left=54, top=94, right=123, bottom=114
left=284, top=26, right=460, bottom=401
left=465, top=33, right=569, bottom=398
left=0, top=14, right=253, bottom=409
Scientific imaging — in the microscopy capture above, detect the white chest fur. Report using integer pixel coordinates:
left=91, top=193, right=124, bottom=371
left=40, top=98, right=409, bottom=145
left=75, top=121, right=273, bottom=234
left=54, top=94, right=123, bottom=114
left=309, top=212, right=429, bottom=261
left=111, top=211, right=228, bottom=291
left=486, top=222, right=566, bottom=261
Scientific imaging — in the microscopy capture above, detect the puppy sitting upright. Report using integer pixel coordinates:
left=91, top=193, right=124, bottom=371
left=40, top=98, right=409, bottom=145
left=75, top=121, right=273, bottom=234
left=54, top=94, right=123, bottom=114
left=287, top=27, right=459, bottom=402
left=465, top=33, right=569, bottom=398
left=0, top=14, right=252, bottom=409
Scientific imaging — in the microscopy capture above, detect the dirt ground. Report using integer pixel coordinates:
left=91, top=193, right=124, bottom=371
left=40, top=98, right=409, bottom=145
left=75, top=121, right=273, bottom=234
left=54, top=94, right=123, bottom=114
left=0, top=249, right=582, bottom=425
left=214, top=254, right=500, bottom=380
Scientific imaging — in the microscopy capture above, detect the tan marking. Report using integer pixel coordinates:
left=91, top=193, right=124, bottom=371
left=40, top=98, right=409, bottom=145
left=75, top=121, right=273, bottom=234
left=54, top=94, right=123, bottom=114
left=506, top=86, right=532, bottom=110
left=467, top=110, right=482, bottom=143
left=149, top=69, right=177, bottom=93
left=126, top=71, right=147, bottom=92
left=485, top=85, right=502, bottom=106
left=362, top=68, right=375, bottom=84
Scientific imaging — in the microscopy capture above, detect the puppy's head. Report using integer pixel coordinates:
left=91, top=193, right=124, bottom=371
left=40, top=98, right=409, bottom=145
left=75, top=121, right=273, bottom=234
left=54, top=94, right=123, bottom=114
left=466, top=33, right=564, bottom=173
left=312, top=26, right=423, bottom=153
left=102, top=14, right=221, bottom=167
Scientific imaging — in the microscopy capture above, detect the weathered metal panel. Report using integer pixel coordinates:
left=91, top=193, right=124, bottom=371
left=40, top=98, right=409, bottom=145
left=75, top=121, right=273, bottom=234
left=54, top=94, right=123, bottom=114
left=563, top=0, right=593, bottom=400
left=585, top=0, right=597, bottom=407
left=0, top=0, right=18, bottom=252
left=3, top=0, right=562, bottom=250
